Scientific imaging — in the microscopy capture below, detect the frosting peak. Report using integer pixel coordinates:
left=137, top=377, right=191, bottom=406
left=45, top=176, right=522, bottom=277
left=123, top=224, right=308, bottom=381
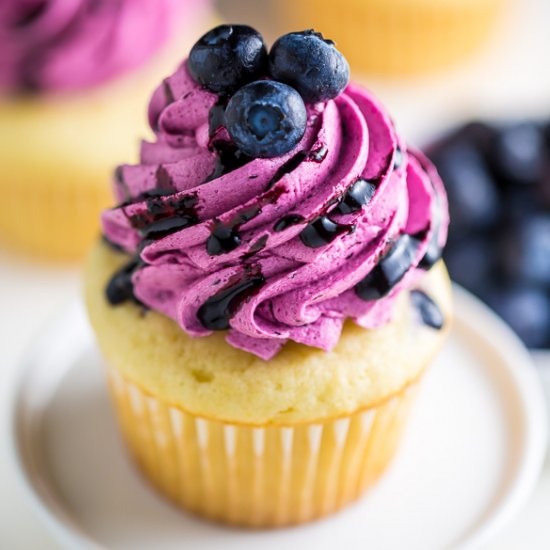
left=102, top=61, right=448, bottom=360
left=0, top=0, right=200, bottom=94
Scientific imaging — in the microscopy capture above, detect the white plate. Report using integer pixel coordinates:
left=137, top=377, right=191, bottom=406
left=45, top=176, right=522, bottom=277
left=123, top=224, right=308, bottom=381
left=532, top=351, right=550, bottom=421
left=8, top=287, right=548, bottom=550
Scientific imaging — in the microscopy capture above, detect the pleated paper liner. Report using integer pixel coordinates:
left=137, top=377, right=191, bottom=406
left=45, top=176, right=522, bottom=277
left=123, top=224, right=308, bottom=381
left=107, top=367, right=419, bottom=527
left=281, top=0, right=505, bottom=75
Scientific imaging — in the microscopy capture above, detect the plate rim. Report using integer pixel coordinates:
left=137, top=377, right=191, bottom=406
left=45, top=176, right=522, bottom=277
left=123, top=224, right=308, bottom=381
left=6, top=300, right=102, bottom=550
left=5, top=286, right=548, bottom=550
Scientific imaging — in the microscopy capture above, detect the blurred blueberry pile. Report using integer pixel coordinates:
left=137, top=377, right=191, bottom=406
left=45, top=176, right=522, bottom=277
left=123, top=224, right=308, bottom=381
left=428, top=120, right=550, bottom=349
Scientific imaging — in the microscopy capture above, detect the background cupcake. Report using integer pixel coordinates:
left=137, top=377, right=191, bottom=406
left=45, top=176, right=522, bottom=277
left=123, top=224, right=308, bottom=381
left=218, top=0, right=507, bottom=76
left=86, top=25, right=452, bottom=527
left=0, top=0, right=212, bottom=260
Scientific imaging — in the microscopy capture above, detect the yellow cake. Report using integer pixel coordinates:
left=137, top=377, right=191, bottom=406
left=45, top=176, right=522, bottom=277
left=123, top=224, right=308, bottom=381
left=280, top=0, right=506, bottom=76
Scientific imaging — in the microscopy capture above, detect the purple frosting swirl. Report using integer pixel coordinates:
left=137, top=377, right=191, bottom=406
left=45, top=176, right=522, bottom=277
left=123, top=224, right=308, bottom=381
left=102, top=63, right=449, bottom=360
left=0, top=0, right=204, bottom=94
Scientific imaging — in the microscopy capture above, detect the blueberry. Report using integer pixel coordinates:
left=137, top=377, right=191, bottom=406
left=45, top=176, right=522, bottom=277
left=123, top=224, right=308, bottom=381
left=432, top=121, right=496, bottom=158
left=105, top=258, right=141, bottom=306
left=188, top=25, right=267, bottom=94
left=498, top=214, right=550, bottom=287
left=410, top=290, right=444, bottom=330
left=430, top=142, right=500, bottom=235
left=224, top=80, right=307, bottom=158
left=484, top=285, right=550, bottom=348
left=355, top=234, right=420, bottom=301
left=489, top=122, right=546, bottom=185
left=543, top=119, right=550, bottom=149
left=538, top=168, right=550, bottom=210
left=268, top=30, right=349, bottom=103
left=444, top=237, right=495, bottom=292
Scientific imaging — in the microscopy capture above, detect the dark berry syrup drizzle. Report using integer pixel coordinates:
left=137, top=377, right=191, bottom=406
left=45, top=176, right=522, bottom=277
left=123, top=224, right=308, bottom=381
left=197, top=266, right=266, bottom=330
left=105, top=257, right=144, bottom=306
left=355, top=229, right=427, bottom=301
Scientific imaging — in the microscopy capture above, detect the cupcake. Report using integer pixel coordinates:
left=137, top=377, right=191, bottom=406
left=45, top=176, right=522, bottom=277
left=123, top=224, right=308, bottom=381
left=279, top=0, right=506, bottom=76
left=0, top=0, right=211, bottom=260
left=85, top=26, right=452, bottom=527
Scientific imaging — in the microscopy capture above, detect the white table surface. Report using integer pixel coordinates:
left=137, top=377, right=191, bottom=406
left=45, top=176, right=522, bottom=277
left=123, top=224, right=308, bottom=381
left=2, top=0, right=550, bottom=547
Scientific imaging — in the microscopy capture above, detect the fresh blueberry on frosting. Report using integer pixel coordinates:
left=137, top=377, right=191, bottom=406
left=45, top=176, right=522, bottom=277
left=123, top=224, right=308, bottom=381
left=268, top=30, right=350, bottom=103
left=188, top=24, right=268, bottom=94
left=224, top=80, right=307, bottom=158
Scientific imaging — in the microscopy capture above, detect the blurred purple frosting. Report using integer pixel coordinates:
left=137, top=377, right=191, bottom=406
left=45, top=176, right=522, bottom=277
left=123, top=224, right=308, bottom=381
left=0, top=0, right=205, bottom=94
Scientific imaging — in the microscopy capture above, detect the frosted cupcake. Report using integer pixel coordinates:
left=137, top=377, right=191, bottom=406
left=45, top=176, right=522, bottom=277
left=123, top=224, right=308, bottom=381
left=279, top=0, right=506, bottom=76
left=86, top=26, right=452, bottom=527
left=0, top=0, right=211, bottom=260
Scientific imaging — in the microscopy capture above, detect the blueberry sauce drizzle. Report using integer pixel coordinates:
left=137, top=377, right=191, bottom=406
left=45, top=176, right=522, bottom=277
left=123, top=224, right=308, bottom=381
left=142, top=216, right=197, bottom=240
left=197, top=267, right=266, bottom=330
left=207, top=144, right=252, bottom=181
left=296, top=174, right=379, bottom=249
left=300, top=216, right=355, bottom=248
left=332, top=177, right=378, bottom=215
left=410, top=290, right=444, bottom=329
left=273, top=214, right=305, bottom=232
left=106, top=257, right=143, bottom=306
left=207, top=222, right=242, bottom=255
left=355, top=232, right=423, bottom=301
left=246, top=234, right=268, bottom=255
left=207, top=204, right=263, bottom=255
left=266, top=150, right=308, bottom=189
left=273, top=175, right=378, bottom=248
left=126, top=194, right=199, bottom=240
left=206, top=184, right=289, bottom=256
